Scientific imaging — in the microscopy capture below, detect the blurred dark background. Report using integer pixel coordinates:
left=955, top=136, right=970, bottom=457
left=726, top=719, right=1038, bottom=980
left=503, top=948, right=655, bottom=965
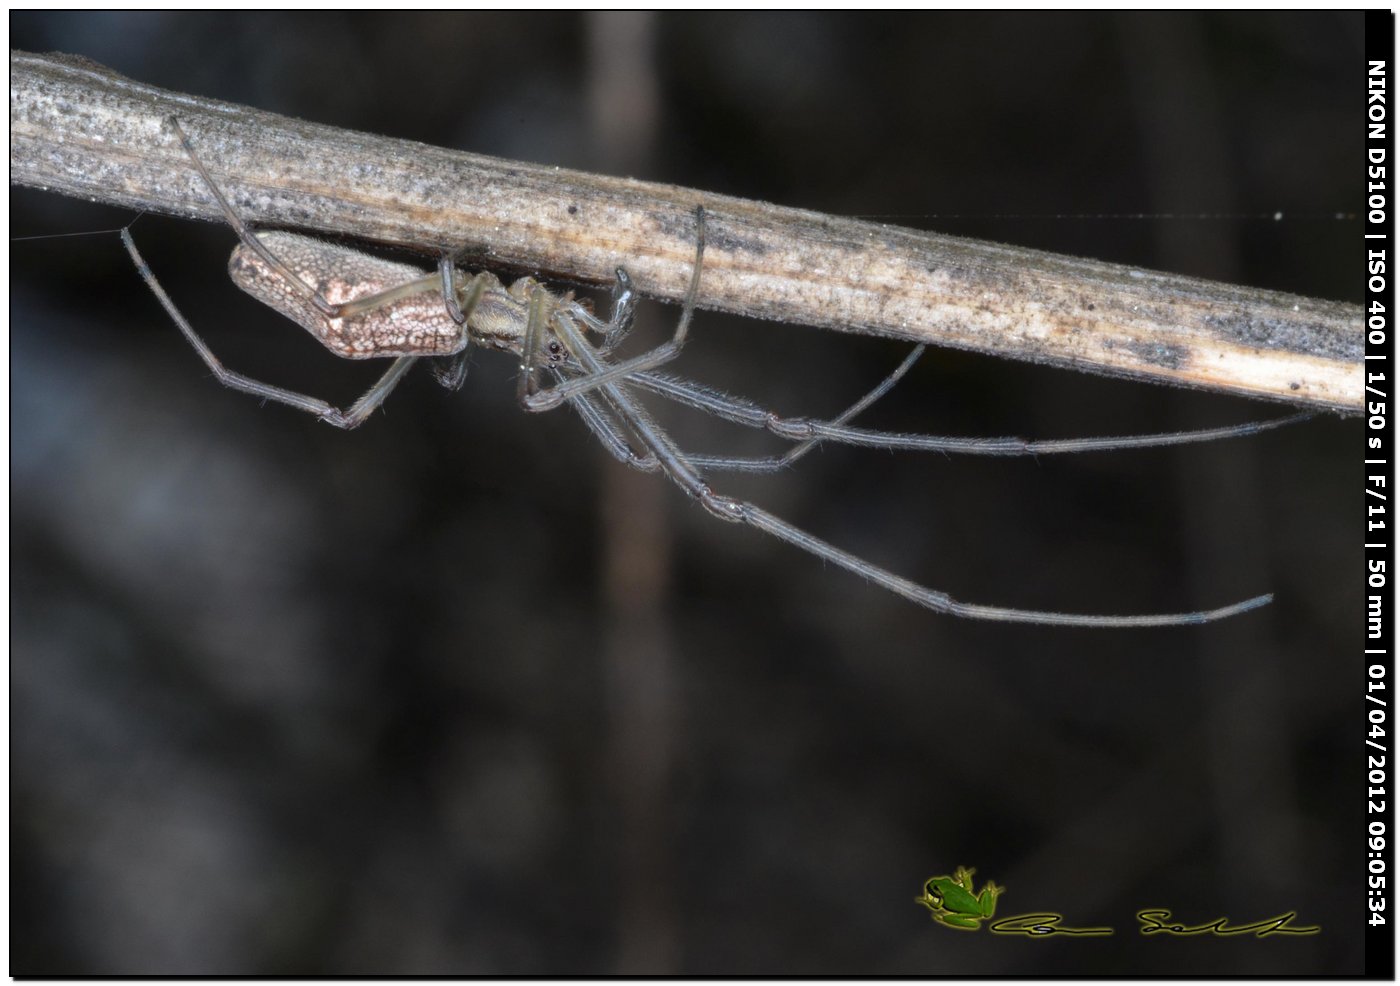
left=11, top=12, right=1362, bottom=975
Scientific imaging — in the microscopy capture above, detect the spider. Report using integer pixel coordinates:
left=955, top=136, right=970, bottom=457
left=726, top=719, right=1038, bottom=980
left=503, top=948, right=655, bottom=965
left=120, top=116, right=1305, bottom=628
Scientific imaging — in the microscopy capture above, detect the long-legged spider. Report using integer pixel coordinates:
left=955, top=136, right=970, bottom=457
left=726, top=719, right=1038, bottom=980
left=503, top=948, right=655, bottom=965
left=121, top=117, right=1306, bottom=628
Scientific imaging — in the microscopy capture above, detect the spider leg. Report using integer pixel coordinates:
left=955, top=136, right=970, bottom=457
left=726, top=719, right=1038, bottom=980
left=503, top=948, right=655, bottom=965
left=535, top=345, right=915, bottom=474
left=168, top=115, right=340, bottom=320
left=719, top=500, right=1270, bottom=626
left=439, top=253, right=467, bottom=325
left=541, top=303, right=1272, bottom=627
left=123, top=228, right=417, bottom=430
left=632, top=357, right=1310, bottom=459
left=637, top=345, right=926, bottom=473
left=566, top=382, right=662, bottom=470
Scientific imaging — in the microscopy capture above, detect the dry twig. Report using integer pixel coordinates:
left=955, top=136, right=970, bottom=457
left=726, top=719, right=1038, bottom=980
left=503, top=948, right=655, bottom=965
left=11, top=50, right=1361, bottom=411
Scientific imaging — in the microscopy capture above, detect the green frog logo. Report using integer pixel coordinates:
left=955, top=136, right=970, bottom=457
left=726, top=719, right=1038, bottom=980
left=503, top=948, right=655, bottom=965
left=916, top=866, right=1003, bottom=931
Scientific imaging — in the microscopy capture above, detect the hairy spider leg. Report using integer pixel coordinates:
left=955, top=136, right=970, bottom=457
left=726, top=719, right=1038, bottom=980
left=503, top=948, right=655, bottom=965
left=536, top=302, right=1271, bottom=627
left=629, top=367, right=1313, bottom=462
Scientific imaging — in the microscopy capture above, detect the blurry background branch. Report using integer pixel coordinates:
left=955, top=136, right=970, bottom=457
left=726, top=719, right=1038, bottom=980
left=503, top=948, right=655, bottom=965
left=11, top=49, right=1361, bottom=411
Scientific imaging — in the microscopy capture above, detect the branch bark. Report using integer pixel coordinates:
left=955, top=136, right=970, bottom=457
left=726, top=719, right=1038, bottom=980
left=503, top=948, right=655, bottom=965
left=11, top=50, right=1362, bottom=411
